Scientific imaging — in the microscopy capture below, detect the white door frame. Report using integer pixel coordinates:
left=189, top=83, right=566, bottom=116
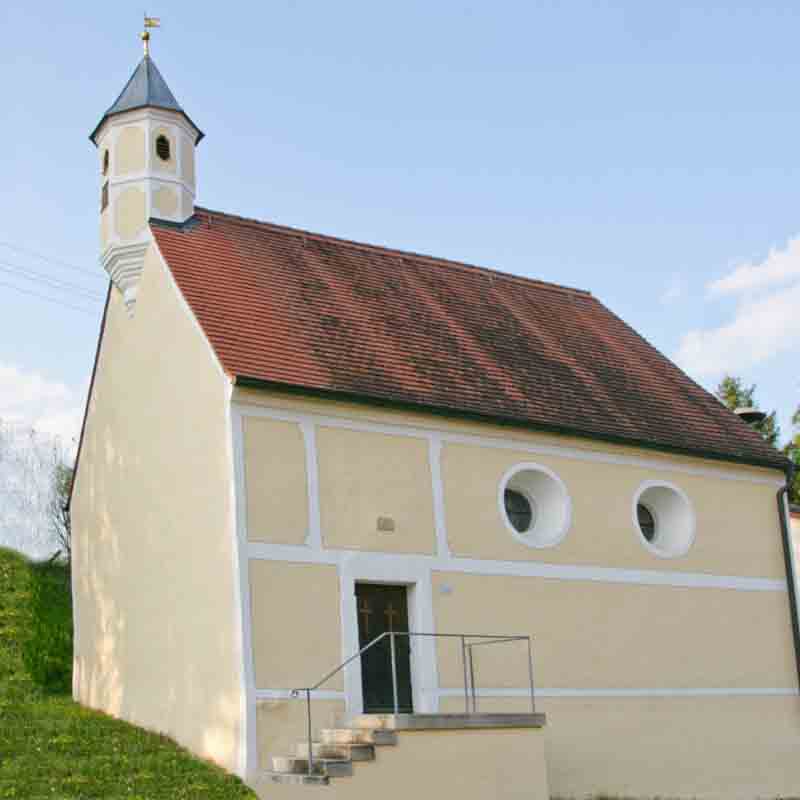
left=339, top=555, right=439, bottom=714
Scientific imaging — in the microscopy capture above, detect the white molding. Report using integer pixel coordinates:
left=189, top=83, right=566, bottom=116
left=231, top=405, right=258, bottom=780
left=255, top=689, right=346, bottom=701
left=232, top=401, right=784, bottom=488
left=338, top=556, right=439, bottom=715
left=302, top=422, right=322, bottom=550
left=101, top=241, right=149, bottom=314
left=436, top=687, right=799, bottom=699
left=245, top=542, right=786, bottom=593
left=111, top=174, right=196, bottom=198
left=94, top=107, right=200, bottom=146
left=428, top=435, right=450, bottom=558
left=253, top=684, right=798, bottom=700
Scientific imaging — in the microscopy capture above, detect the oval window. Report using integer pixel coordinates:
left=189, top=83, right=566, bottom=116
left=504, top=489, right=536, bottom=533
left=156, top=135, right=171, bottom=162
left=636, top=503, right=656, bottom=542
left=498, top=464, right=571, bottom=548
left=632, top=481, right=695, bottom=558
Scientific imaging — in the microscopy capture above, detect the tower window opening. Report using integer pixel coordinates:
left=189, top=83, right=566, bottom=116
left=101, top=181, right=109, bottom=212
left=156, top=135, right=171, bottom=162
left=102, top=149, right=109, bottom=175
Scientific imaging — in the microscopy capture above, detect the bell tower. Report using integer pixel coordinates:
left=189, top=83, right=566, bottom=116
left=90, top=20, right=203, bottom=313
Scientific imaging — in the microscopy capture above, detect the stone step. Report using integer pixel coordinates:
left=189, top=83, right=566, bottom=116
left=319, top=728, right=398, bottom=746
left=296, top=741, right=375, bottom=761
left=272, top=755, right=353, bottom=778
left=335, top=712, right=547, bottom=731
left=267, top=771, right=329, bottom=786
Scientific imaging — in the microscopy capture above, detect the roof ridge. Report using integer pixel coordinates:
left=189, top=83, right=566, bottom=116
left=192, top=206, right=592, bottom=298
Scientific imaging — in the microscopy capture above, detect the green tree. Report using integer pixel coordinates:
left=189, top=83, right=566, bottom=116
left=49, top=461, right=73, bottom=562
left=715, top=375, right=780, bottom=447
left=784, top=405, right=800, bottom=505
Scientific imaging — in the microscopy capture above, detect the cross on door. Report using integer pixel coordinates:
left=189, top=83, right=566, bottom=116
left=358, top=598, right=372, bottom=635
left=384, top=602, right=399, bottom=631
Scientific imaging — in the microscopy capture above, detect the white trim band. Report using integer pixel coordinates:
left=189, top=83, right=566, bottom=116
left=256, top=689, right=346, bottom=701
left=245, top=542, right=786, bottom=593
left=436, top=687, right=799, bottom=698
left=234, top=402, right=784, bottom=488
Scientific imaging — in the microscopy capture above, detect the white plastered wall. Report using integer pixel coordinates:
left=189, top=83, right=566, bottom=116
left=70, top=243, right=245, bottom=774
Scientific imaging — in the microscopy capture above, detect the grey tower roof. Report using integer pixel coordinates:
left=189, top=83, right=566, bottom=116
left=90, top=55, right=203, bottom=144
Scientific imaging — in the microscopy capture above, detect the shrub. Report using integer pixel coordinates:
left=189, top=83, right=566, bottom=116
left=21, top=556, right=73, bottom=693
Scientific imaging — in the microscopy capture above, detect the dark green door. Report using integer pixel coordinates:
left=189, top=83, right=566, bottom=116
left=356, top=584, right=413, bottom=714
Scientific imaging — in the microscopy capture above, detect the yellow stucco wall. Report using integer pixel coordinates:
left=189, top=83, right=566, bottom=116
left=439, top=694, right=800, bottom=800
left=115, top=187, right=146, bottom=240
left=315, top=427, right=437, bottom=554
left=256, top=726, right=548, bottom=800
left=182, top=136, right=195, bottom=187
left=432, top=571, right=796, bottom=690
left=70, top=244, right=242, bottom=772
left=152, top=185, right=178, bottom=218
left=441, top=441, right=784, bottom=577
left=248, top=560, right=343, bottom=690
left=114, top=126, right=146, bottom=175
left=181, top=187, right=195, bottom=220
left=234, top=386, right=778, bottom=482
left=238, top=387, right=799, bottom=796
left=243, top=418, right=308, bottom=544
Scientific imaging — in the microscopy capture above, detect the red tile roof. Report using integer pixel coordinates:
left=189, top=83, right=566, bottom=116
left=151, top=208, right=787, bottom=471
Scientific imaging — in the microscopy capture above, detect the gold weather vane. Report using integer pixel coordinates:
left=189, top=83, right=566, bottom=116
left=141, top=14, right=161, bottom=56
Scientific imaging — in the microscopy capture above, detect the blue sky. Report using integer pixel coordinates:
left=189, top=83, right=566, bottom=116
left=1, top=1, right=798, bottom=450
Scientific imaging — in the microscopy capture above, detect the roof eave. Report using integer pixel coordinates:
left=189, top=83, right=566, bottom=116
left=233, top=375, right=789, bottom=475
left=89, top=107, right=205, bottom=146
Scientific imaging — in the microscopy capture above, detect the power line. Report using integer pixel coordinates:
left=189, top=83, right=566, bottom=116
left=0, top=240, right=101, bottom=279
left=0, top=279, right=99, bottom=316
left=0, top=260, right=105, bottom=301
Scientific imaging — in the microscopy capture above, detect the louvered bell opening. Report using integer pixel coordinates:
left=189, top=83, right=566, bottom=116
left=155, top=135, right=171, bottom=161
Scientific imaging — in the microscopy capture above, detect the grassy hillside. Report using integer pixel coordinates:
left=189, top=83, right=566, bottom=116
left=0, top=547, right=256, bottom=799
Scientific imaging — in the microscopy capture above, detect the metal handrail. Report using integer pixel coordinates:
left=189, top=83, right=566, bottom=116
left=291, top=631, right=535, bottom=776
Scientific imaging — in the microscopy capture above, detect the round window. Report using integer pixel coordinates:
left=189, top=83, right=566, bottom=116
left=632, top=481, right=695, bottom=558
left=499, top=464, right=571, bottom=548
left=636, top=503, right=656, bottom=542
left=504, top=489, right=536, bottom=533
left=156, top=135, right=171, bottom=162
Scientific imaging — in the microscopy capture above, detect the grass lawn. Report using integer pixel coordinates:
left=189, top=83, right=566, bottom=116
left=0, top=547, right=257, bottom=799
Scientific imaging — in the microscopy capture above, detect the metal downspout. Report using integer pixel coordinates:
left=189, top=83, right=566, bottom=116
left=777, top=463, right=800, bottom=691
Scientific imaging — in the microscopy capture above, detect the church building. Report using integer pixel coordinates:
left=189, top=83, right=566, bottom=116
left=70, top=39, right=800, bottom=800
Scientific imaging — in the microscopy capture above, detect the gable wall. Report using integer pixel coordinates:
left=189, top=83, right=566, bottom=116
left=235, top=387, right=800, bottom=799
left=70, top=244, right=243, bottom=773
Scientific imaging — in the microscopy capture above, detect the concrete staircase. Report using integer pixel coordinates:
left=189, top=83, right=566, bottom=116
left=266, top=713, right=546, bottom=787
left=267, top=723, right=399, bottom=785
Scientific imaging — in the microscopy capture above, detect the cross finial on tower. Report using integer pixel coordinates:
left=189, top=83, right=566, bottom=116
left=141, top=14, right=161, bottom=56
